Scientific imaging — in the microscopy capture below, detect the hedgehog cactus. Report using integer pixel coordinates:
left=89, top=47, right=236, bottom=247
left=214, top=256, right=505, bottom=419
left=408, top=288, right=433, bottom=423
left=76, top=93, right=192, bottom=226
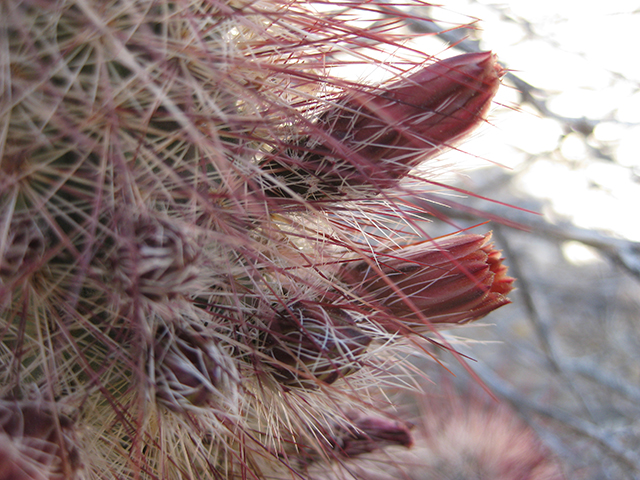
left=1, top=1, right=513, bottom=479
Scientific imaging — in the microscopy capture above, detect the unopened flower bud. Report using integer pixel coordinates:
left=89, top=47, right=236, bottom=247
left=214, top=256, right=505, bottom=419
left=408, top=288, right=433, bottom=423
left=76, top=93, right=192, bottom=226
left=0, top=216, right=47, bottom=283
left=262, top=301, right=372, bottom=388
left=290, top=411, right=414, bottom=465
left=0, top=400, right=82, bottom=480
left=154, top=323, right=239, bottom=411
left=263, top=52, right=504, bottom=198
left=332, top=412, right=414, bottom=458
left=112, top=215, right=201, bottom=300
left=340, top=233, right=514, bottom=331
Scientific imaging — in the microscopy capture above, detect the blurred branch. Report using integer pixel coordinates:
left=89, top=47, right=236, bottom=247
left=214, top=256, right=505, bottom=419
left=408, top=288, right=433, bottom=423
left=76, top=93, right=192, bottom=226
left=492, top=224, right=600, bottom=422
left=432, top=196, right=640, bottom=282
left=520, top=214, right=640, bottom=281
left=562, top=359, right=640, bottom=406
left=491, top=224, right=558, bottom=368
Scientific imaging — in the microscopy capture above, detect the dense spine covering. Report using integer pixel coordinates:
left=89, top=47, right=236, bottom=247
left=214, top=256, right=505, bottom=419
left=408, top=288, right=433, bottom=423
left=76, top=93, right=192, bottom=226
left=1, top=1, right=514, bottom=478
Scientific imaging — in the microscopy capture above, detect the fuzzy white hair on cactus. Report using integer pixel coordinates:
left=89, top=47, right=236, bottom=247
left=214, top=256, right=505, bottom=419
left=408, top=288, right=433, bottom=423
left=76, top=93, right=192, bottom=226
left=1, top=1, right=515, bottom=479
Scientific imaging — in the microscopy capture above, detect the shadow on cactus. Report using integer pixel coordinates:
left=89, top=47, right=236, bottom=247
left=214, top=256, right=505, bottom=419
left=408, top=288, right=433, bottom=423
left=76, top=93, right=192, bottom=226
left=1, top=1, right=516, bottom=479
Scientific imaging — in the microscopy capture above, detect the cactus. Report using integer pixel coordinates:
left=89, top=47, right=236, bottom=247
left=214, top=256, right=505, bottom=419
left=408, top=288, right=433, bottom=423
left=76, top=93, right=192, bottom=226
left=1, top=1, right=514, bottom=479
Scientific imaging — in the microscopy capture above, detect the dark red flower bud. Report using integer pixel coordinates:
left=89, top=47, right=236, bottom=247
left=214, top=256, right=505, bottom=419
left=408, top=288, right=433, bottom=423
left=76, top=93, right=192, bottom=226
left=0, top=216, right=47, bottom=282
left=0, top=400, right=82, bottom=480
left=340, top=233, right=514, bottom=331
left=332, top=412, right=414, bottom=458
left=262, top=301, right=372, bottom=388
left=111, top=214, right=201, bottom=301
left=263, top=52, right=504, bottom=198
left=154, top=324, right=239, bottom=411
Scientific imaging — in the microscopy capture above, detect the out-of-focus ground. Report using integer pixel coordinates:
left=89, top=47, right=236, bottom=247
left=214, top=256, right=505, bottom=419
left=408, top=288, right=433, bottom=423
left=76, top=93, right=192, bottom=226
left=406, top=1, right=640, bottom=478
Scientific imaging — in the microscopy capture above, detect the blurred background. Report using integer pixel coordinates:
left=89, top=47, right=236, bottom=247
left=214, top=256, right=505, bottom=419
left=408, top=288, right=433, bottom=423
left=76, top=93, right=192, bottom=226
left=401, top=1, right=640, bottom=478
